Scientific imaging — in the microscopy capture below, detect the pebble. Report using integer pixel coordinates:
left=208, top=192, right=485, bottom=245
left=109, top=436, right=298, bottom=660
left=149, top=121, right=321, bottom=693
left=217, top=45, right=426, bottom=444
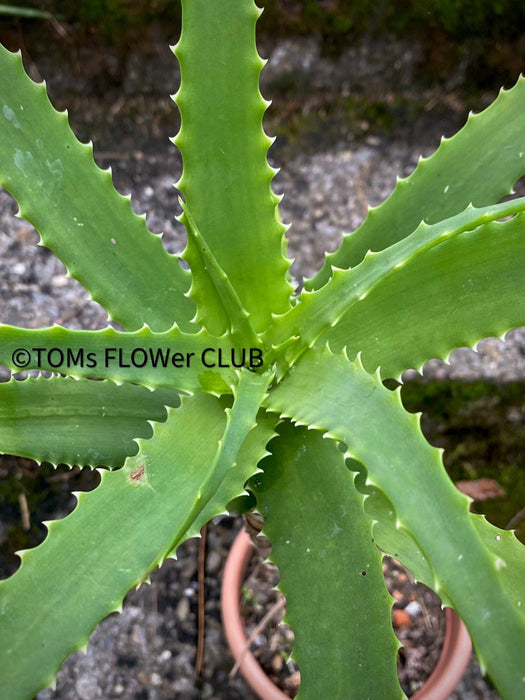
left=393, top=608, right=412, bottom=628
left=175, top=596, right=190, bottom=622
left=159, top=649, right=172, bottom=663
left=205, top=549, right=222, bottom=574
left=405, top=601, right=422, bottom=617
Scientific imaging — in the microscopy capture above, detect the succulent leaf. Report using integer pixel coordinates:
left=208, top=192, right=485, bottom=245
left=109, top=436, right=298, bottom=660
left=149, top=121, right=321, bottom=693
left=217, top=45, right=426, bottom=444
left=350, top=458, right=435, bottom=585
left=0, top=324, right=239, bottom=393
left=308, top=76, right=525, bottom=290
left=0, top=375, right=180, bottom=467
left=352, top=457, right=525, bottom=620
left=0, top=44, right=195, bottom=333
left=252, top=422, right=404, bottom=700
left=188, top=406, right=278, bottom=542
left=265, top=347, right=525, bottom=698
left=174, top=0, right=293, bottom=334
left=325, top=212, right=525, bottom=378
left=0, top=393, right=226, bottom=699
left=268, top=198, right=525, bottom=375
left=0, top=384, right=273, bottom=699
left=179, top=202, right=262, bottom=348
left=162, top=367, right=272, bottom=550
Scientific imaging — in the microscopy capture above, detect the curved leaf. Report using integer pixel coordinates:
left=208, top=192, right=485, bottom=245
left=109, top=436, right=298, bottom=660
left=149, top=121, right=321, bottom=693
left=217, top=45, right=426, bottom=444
left=0, top=324, right=240, bottom=393
left=0, top=375, right=180, bottom=467
left=267, top=198, right=525, bottom=376
left=174, top=0, right=292, bottom=334
left=264, top=347, right=525, bottom=699
left=252, top=422, right=403, bottom=700
left=324, top=212, right=525, bottom=378
left=162, top=366, right=272, bottom=548
left=0, top=377, right=273, bottom=699
left=180, top=202, right=262, bottom=348
left=0, top=44, right=195, bottom=332
left=308, top=76, right=525, bottom=289
left=352, top=457, right=525, bottom=622
left=0, top=394, right=225, bottom=698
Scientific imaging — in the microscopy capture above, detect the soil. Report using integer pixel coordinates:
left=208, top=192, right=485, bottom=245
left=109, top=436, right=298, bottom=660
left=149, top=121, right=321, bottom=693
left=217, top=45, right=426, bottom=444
left=0, top=16, right=521, bottom=700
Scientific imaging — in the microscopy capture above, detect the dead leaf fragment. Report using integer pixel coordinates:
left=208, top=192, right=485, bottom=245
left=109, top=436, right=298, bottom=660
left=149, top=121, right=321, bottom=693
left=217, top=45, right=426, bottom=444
left=455, top=478, right=505, bottom=502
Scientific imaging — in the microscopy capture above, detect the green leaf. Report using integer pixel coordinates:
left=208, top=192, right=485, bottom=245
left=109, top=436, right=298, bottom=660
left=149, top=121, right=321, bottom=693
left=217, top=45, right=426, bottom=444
left=0, top=5, right=56, bottom=19
left=0, top=382, right=273, bottom=699
left=251, top=422, right=404, bottom=700
left=161, top=366, right=273, bottom=549
left=195, top=406, right=277, bottom=537
left=0, top=324, right=240, bottom=393
left=0, top=394, right=224, bottom=698
left=265, top=347, right=525, bottom=699
left=179, top=202, right=262, bottom=348
left=0, top=375, right=180, bottom=467
left=350, top=459, right=435, bottom=585
left=324, top=212, right=525, bottom=378
left=174, top=0, right=292, bottom=334
left=0, top=44, right=195, bottom=333
left=308, top=76, right=525, bottom=290
left=352, top=458, right=525, bottom=624
left=267, top=198, right=525, bottom=375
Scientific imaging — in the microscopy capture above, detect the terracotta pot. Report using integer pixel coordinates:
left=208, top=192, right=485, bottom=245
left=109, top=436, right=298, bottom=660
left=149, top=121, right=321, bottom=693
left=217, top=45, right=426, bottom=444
left=221, top=528, right=473, bottom=700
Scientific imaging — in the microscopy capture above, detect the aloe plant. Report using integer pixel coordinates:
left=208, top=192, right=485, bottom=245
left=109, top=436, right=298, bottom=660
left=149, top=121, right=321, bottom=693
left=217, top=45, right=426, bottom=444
left=1, top=1, right=525, bottom=698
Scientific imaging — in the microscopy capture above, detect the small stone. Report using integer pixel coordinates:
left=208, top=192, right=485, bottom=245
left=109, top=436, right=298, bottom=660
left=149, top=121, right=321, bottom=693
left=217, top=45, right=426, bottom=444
left=75, top=677, right=98, bottom=700
left=151, top=672, right=162, bottom=686
left=405, top=601, right=421, bottom=617
left=206, top=549, right=222, bottom=574
left=393, top=608, right=411, bottom=628
left=271, top=653, right=283, bottom=672
left=284, top=670, right=301, bottom=690
left=176, top=596, right=190, bottom=621
left=201, top=682, right=214, bottom=699
left=137, top=671, right=149, bottom=685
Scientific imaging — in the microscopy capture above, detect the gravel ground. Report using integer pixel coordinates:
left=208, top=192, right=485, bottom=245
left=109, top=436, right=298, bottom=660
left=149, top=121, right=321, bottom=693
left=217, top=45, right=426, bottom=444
left=0, top=25, right=521, bottom=699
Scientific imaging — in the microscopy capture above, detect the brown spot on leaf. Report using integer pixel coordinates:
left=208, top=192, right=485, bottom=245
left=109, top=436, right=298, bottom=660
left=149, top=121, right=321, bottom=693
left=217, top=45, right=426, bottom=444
left=129, top=464, right=145, bottom=482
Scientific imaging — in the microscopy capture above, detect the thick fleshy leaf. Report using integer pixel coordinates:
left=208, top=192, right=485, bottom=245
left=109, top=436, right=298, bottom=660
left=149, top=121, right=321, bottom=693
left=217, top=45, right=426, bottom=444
left=0, top=394, right=226, bottom=699
left=351, top=457, right=525, bottom=621
left=308, top=76, right=525, bottom=290
left=179, top=202, right=262, bottom=348
left=0, top=375, right=180, bottom=467
left=0, top=374, right=272, bottom=699
left=350, top=458, right=435, bottom=585
left=192, top=406, right=277, bottom=541
left=251, top=422, right=403, bottom=700
left=267, top=199, right=525, bottom=376
left=324, top=212, right=525, bottom=378
left=174, top=0, right=292, bottom=335
left=0, top=324, right=240, bottom=393
left=0, top=44, right=195, bottom=332
left=264, top=347, right=525, bottom=699
left=159, top=367, right=272, bottom=548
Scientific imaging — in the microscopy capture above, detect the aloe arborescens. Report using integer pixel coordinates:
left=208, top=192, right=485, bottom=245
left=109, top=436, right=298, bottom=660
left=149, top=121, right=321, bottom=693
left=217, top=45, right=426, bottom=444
left=1, top=1, right=525, bottom=698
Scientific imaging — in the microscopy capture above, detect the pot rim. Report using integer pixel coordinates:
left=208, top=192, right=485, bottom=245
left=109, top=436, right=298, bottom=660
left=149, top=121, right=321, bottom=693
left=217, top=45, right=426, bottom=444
left=221, top=527, right=472, bottom=700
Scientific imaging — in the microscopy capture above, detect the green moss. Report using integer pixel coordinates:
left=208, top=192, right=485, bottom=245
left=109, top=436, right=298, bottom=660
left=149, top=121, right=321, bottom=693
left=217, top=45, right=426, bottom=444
left=401, top=380, right=525, bottom=540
